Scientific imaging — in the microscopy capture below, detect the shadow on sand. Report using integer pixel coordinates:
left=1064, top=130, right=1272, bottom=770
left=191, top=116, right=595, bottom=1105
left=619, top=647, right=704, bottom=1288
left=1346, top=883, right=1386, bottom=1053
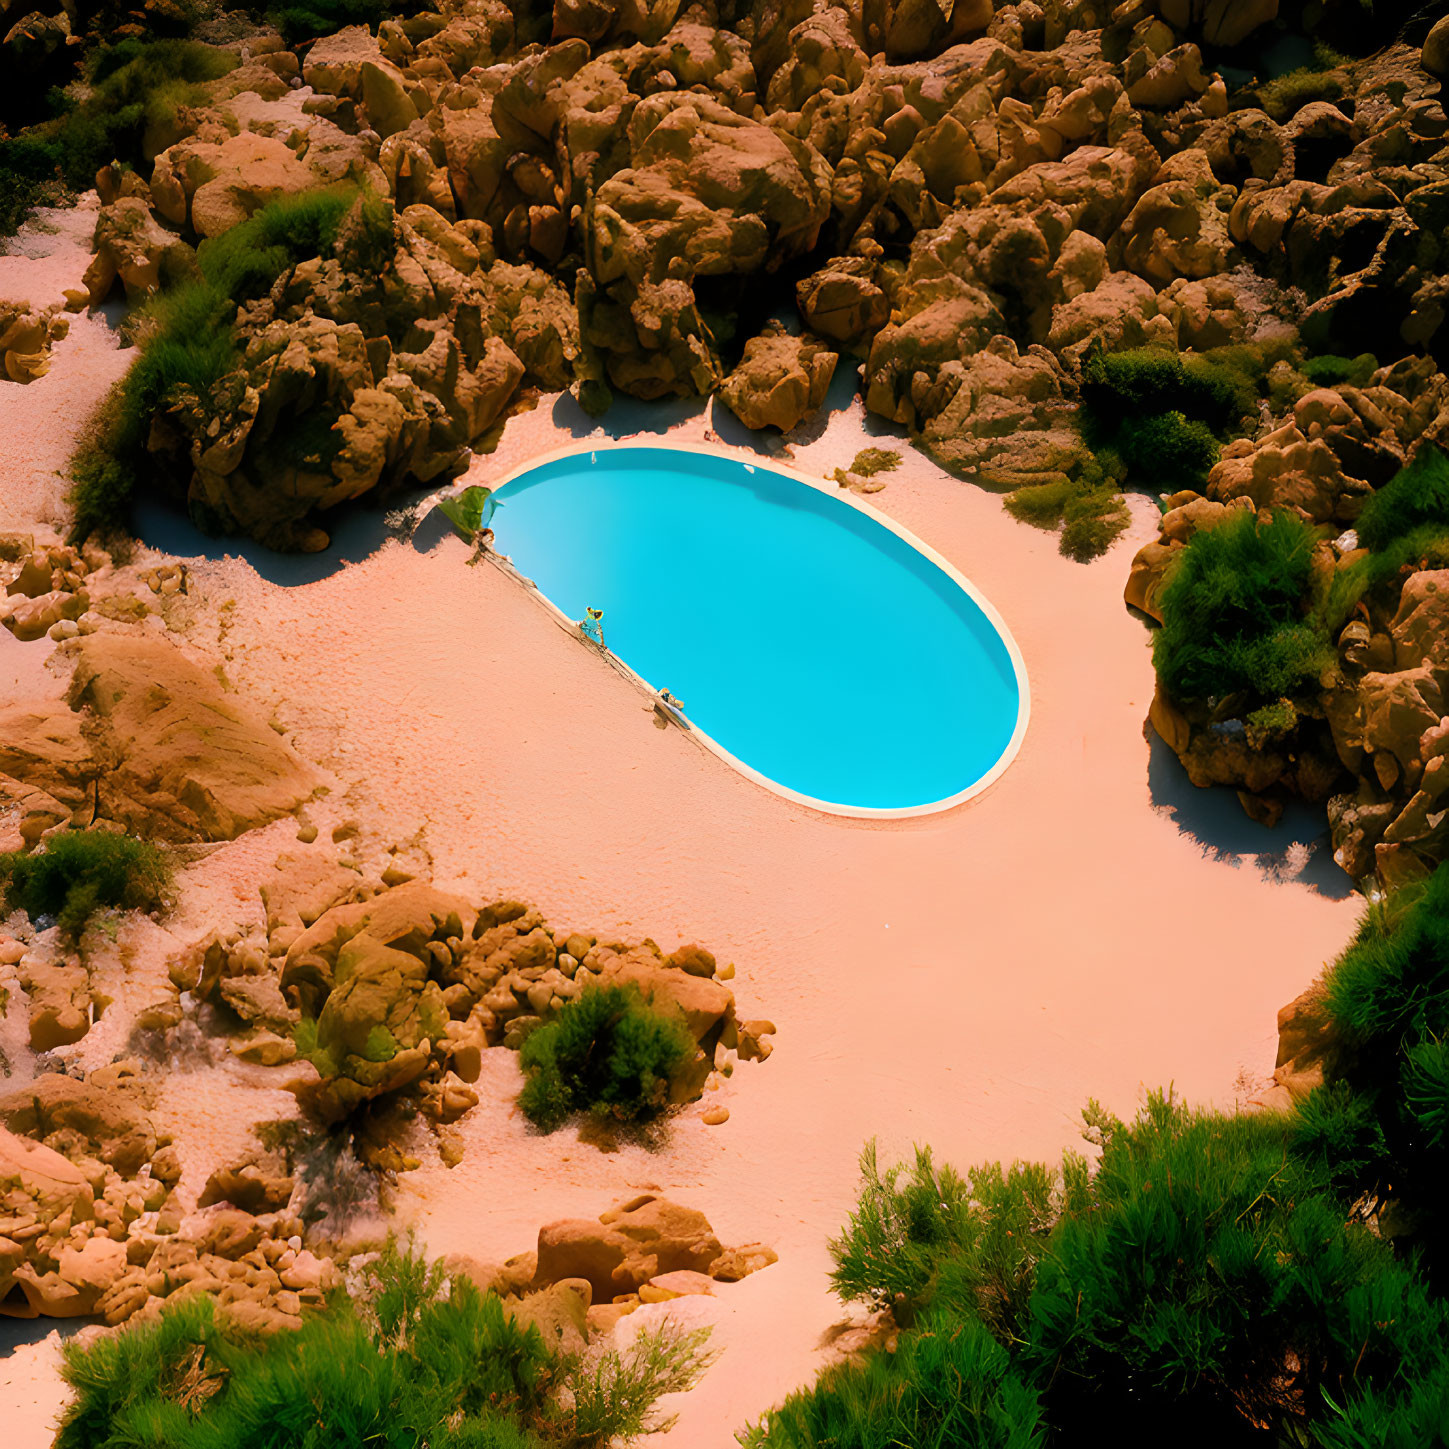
left=132, top=489, right=430, bottom=589
left=550, top=389, right=707, bottom=441
left=0, top=1311, right=88, bottom=1361
left=1147, top=734, right=1353, bottom=900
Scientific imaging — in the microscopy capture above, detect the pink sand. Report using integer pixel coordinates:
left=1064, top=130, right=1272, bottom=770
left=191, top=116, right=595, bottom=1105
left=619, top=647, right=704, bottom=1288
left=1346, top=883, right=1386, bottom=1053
left=0, top=215, right=1362, bottom=1443
left=185, top=390, right=1362, bottom=1443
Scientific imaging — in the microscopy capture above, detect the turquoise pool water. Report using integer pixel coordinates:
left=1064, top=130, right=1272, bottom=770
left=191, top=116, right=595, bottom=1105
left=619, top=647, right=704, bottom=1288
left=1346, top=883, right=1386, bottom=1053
left=488, top=446, right=1026, bottom=813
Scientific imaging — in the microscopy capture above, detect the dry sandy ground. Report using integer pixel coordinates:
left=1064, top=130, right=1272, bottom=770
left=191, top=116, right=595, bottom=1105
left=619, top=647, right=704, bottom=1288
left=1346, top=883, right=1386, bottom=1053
left=0, top=213, right=1364, bottom=1447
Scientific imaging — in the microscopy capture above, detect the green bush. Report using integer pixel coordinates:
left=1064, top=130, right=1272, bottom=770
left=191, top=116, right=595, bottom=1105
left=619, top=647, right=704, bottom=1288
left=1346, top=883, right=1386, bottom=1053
left=1115, top=410, right=1220, bottom=489
left=1081, top=347, right=1257, bottom=438
left=518, top=983, right=694, bottom=1132
left=746, top=1096, right=1449, bottom=1447
left=1003, top=459, right=1130, bottom=562
left=68, top=186, right=394, bottom=542
left=1300, top=865, right=1449, bottom=1257
left=828, top=1143, right=1060, bottom=1334
left=268, top=0, right=391, bottom=44
left=1153, top=508, right=1331, bottom=703
left=1302, top=352, right=1379, bottom=390
left=57, top=1241, right=712, bottom=1449
left=744, top=1310, right=1044, bottom=1449
left=849, top=447, right=902, bottom=478
left=1079, top=345, right=1285, bottom=494
left=1257, top=66, right=1347, bottom=122
left=0, top=40, right=237, bottom=235
left=1354, top=447, right=1449, bottom=554
left=0, top=830, right=170, bottom=940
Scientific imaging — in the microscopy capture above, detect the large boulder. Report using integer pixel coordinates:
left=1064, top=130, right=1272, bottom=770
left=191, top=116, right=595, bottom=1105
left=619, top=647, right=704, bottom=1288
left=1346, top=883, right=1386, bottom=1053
left=716, top=324, right=837, bottom=432
left=796, top=258, right=891, bottom=350
left=67, top=632, right=322, bottom=842
left=1423, top=15, right=1449, bottom=81
left=150, top=132, right=323, bottom=238
left=83, top=198, right=193, bottom=306
left=533, top=1194, right=725, bottom=1300
left=0, top=1073, right=160, bottom=1177
left=1154, top=0, right=1278, bottom=47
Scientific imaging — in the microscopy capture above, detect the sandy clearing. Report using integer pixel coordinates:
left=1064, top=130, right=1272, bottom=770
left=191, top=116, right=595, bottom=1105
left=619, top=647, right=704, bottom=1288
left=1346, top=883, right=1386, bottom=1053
left=0, top=215, right=1363, bottom=1445
left=166, top=384, right=1361, bottom=1444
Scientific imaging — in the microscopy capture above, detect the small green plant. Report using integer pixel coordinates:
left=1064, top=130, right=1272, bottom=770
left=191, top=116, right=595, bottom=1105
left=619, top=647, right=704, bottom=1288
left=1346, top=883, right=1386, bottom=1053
left=1004, top=458, right=1130, bottom=562
left=0, top=830, right=170, bottom=940
left=848, top=447, right=902, bottom=478
left=1257, top=65, right=1347, bottom=122
left=267, top=0, right=393, bottom=44
left=562, top=1320, right=718, bottom=1444
left=1153, top=508, right=1331, bottom=703
left=1302, top=352, right=1379, bottom=390
left=517, top=984, right=694, bottom=1132
left=437, top=486, right=495, bottom=541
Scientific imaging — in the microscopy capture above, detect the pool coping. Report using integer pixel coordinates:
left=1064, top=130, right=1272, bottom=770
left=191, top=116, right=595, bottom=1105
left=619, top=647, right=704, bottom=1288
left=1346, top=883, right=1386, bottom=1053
left=437, top=438, right=1031, bottom=821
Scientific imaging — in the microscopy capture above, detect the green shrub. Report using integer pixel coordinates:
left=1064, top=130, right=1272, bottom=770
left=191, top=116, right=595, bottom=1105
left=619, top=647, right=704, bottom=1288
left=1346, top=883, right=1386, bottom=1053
left=1257, top=66, right=1347, bottom=122
left=58, top=1242, right=712, bottom=1449
left=68, top=186, right=394, bottom=542
left=1355, top=447, right=1449, bottom=554
left=267, top=0, right=391, bottom=44
left=517, top=984, right=694, bottom=1132
left=1081, top=347, right=1256, bottom=439
left=1302, top=352, right=1379, bottom=390
left=1115, top=410, right=1220, bottom=488
left=0, top=830, right=170, bottom=940
left=1153, top=508, right=1331, bottom=703
left=1304, top=864, right=1449, bottom=1256
left=828, top=1143, right=1060, bottom=1334
left=0, top=40, right=237, bottom=235
left=1024, top=1098, right=1447, bottom=1439
left=1003, top=458, right=1129, bottom=562
left=562, top=1320, right=717, bottom=1444
left=743, top=1310, right=1044, bottom=1448
left=1079, top=345, right=1283, bottom=495
left=747, top=1096, right=1449, bottom=1447
left=849, top=447, right=902, bottom=478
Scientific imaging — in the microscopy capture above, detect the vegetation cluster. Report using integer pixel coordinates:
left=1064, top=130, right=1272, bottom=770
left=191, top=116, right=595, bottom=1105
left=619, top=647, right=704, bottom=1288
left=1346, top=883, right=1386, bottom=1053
left=741, top=864, right=1449, bottom=1447
left=69, top=183, right=396, bottom=542
left=58, top=1242, right=713, bottom=1449
left=517, top=983, right=695, bottom=1133
left=0, top=38, right=236, bottom=235
left=1007, top=341, right=1321, bottom=564
left=0, top=828, right=170, bottom=940
left=1151, top=445, right=1449, bottom=706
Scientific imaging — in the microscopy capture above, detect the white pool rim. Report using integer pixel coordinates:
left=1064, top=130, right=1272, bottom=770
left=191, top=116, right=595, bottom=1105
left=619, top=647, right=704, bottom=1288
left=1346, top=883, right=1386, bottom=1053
left=436, top=438, right=1031, bottom=821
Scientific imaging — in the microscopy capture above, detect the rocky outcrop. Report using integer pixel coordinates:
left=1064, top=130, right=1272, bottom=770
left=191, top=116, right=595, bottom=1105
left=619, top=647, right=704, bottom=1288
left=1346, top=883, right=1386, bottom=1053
left=67, top=631, right=322, bottom=843
left=135, top=845, right=772, bottom=1133
left=0, top=1060, right=338, bottom=1327
left=717, top=324, right=837, bottom=432
left=465, top=1192, right=777, bottom=1337
left=0, top=301, right=67, bottom=384
left=1135, top=344, right=1449, bottom=884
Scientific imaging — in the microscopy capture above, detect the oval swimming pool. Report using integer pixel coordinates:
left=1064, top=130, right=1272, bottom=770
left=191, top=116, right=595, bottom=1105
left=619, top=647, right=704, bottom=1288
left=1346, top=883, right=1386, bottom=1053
left=484, top=444, right=1027, bottom=816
